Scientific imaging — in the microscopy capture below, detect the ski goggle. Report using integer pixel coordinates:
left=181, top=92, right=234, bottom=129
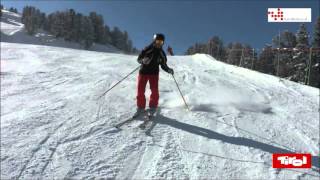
left=155, top=40, right=164, bottom=45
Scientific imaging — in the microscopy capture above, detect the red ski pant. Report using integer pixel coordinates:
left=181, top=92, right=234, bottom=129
left=136, top=74, right=159, bottom=109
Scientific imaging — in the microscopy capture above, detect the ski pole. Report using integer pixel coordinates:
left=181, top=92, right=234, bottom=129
left=172, top=74, right=190, bottom=111
left=98, top=66, right=140, bottom=99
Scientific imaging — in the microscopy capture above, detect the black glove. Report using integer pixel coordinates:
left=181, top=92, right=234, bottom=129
left=168, top=68, right=174, bottom=75
left=142, top=57, right=151, bottom=65
left=137, top=57, right=150, bottom=64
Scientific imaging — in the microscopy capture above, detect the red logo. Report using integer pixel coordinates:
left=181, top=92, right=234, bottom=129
left=272, top=153, right=311, bottom=168
left=268, top=8, right=284, bottom=21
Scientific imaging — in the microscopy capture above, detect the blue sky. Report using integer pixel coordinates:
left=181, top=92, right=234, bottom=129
left=2, top=0, right=319, bottom=54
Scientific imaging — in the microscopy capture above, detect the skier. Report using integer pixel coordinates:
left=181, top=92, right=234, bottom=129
left=135, top=33, right=174, bottom=116
left=167, top=46, right=174, bottom=56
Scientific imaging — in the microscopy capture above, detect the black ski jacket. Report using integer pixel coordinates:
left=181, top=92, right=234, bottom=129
left=137, top=43, right=171, bottom=75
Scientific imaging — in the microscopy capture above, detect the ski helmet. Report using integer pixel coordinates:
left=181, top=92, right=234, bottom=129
left=153, top=33, right=165, bottom=42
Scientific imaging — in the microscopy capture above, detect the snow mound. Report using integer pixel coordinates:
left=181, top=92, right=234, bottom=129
left=1, top=43, right=319, bottom=179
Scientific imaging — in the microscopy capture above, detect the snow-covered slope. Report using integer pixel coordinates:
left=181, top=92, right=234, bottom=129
left=0, top=9, right=121, bottom=53
left=1, top=42, right=319, bottom=179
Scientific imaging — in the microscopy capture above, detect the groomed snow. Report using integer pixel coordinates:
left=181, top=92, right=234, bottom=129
left=1, top=42, right=319, bottom=179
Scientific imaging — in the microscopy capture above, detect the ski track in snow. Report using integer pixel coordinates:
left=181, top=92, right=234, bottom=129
left=1, top=42, right=320, bottom=179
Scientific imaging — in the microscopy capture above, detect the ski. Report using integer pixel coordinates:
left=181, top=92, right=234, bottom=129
left=145, top=120, right=157, bottom=136
left=114, top=117, right=135, bottom=129
left=138, top=117, right=151, bottom=129
left=115, top=110, right=156, bottom=130
left=114, top=113, right=141, bottom=129
left=139, top=111, right=155, bottom=129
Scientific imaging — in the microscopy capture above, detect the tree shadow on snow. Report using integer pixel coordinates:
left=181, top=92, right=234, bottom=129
left=152, top=114, right=319, bottom=171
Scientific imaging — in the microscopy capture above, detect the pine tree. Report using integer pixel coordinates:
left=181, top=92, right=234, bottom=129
left=240, top=44, right=256, bottom=69
left=273, top=30, right=297, bottom=48
left=132, top=47, right=140, bottom=54
left=9, top=7, right=14, bottom=12
left=227, top=42, right=243, bottom=65
left=63, top=9, right=76, bottom=41
left=111, top=26, right=125, bottom=49
left=89, top=12, right=105, bottom=43
left=272, top=30, right=297, bottom=78
left=123, top=31, right=134, bottom=53
left=292, top=24, right=309, bottom=83
left=296, top=24, right=309, bottom=48
left=80, top=16, right=94, bottom=49
left=207, top=36, right=225, bottom=61
left=185, top=36, right=226, bottom=60
left=22, top=6, right=38, bottom=35
left=309, top=17, right=320, bottom=88
left=9, top=7, right=18, bottom=13
left=68, top=12, right=83, bottom=42
left=39, top=12, right=46, bottom=29
left=49, top=12, right=65, bottom=38
left=44, top=9, right=137, bottom=51
left=127, top=39, right=133, bottom=53
left=34, top=9, right=42, bottom=29
left=185, top=46, right=194, bottom=55
left=257, top=45, right=275, bottom=74
left=44, top=13, right=53, bottom=32
left=102, top=25, right=112, bottom=44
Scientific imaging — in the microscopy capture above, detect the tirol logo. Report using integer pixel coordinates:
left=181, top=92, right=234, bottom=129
left=268, top=8, right=311, bottom=22
left=272, top=153, right=312, bottom=168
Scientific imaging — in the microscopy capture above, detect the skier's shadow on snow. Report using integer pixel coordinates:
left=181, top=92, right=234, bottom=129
left=152, top=114, right=319, bottom=171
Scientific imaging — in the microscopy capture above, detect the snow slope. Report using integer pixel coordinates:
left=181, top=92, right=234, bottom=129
left=0, top=9, right=121, bottom=53
left=1, top=42, right=319, bottom=179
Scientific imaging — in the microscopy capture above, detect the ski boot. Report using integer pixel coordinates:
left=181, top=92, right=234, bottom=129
left=148, top=107, right=157, bottom=117
left=133, top=108, right=145, bottom=118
